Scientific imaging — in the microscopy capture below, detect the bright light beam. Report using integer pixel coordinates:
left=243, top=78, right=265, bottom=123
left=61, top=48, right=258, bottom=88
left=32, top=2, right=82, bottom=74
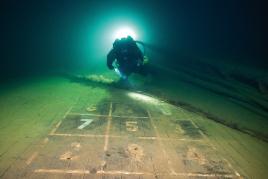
left=113, top=27, right=137, bottom=40
left=128, top=92, right=159, bottom=104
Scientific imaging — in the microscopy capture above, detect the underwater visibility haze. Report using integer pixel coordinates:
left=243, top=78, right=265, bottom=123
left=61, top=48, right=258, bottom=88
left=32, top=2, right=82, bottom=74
left=0, top=0, right=267, bottom=178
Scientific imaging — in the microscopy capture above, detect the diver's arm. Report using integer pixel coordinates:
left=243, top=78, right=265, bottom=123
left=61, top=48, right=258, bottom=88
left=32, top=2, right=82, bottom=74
left=137, top=47, right=144, bottom=63
left=107, top=49, right=116, bottom=70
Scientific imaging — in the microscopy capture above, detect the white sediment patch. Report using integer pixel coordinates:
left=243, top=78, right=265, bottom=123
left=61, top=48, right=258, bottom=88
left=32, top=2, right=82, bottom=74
left=127, top=92, right=160, bottom=104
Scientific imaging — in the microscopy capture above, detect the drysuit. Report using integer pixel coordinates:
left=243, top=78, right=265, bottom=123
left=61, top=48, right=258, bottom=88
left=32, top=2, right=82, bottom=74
left=107, top=36, right=145, bottom=79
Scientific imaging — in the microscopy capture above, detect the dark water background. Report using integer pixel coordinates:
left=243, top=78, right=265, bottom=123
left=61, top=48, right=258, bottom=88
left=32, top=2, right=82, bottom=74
left=0, top=0, right=268, bottom=141
left=0, top=0, right=266, bottom=80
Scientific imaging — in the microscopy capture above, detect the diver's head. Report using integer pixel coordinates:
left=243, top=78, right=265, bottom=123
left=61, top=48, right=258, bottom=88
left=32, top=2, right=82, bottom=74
left=114, top=35, right=134, bottom=42
left=113, top=35, right=135, bottom=50
left=126, top=35, right=133, bottom=41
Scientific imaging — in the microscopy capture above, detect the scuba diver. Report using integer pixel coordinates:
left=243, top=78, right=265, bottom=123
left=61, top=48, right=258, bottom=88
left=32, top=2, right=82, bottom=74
left=107, top=36, right=148, bottom=80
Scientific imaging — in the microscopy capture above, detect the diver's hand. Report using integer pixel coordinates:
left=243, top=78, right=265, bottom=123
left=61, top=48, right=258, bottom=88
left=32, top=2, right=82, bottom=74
left=143, top=56, right=149, bottom=64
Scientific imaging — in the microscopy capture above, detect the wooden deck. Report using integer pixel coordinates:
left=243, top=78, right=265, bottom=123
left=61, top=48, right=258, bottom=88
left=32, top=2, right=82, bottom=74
left=1, top=91, right=243, bottom=179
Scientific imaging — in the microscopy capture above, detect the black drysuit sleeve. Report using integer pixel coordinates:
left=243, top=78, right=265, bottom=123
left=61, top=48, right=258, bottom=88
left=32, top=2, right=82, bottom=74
left=107, top=49, right=116, bottom=70
left=136, top=46, right=144, bottom=62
